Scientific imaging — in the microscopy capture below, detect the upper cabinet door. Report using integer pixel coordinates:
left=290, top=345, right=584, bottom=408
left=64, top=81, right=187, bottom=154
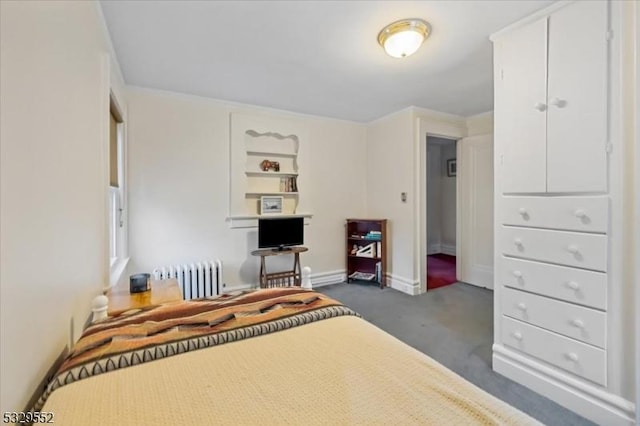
left=546, top=1, right=608, bottom=193
left=499, top=18, right=548, bottom=194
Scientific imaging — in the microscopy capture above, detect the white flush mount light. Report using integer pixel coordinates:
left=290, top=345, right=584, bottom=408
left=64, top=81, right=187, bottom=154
left=378, top=19, right=431, bottom=58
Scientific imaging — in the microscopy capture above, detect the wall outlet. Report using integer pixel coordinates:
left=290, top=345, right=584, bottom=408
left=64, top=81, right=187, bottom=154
left=401, top=192, right=407, bottom=202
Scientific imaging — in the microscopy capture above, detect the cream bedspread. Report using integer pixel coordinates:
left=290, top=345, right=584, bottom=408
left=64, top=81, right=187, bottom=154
left=43, top=316, right=539, bottom=425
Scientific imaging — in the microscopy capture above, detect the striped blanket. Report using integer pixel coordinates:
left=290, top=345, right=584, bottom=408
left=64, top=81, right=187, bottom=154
left=36, top=287, right=358, bottom=410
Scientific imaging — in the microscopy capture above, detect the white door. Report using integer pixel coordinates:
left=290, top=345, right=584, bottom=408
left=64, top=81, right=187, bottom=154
left=458, top=135, right=494, bottom=289
left=497, top=17, right=548, bottom=194
left=546, top=0, right=608, bottom=193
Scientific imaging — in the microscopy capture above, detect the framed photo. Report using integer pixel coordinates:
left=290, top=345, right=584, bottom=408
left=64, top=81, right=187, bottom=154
left=260, top=196, right=283, bottom=215
left=446, top=159, right=457, bottom=177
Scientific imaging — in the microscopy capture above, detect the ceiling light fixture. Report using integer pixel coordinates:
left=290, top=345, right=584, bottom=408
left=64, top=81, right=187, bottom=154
left=377, top=19, right=431, bottom=58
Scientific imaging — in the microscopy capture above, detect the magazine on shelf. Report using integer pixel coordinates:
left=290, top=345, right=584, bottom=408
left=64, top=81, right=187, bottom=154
left=349, top=271, right=376, bottom=281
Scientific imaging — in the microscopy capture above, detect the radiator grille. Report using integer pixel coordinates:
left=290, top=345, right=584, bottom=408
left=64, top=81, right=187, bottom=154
left=153, top=260, right=222, bottom=300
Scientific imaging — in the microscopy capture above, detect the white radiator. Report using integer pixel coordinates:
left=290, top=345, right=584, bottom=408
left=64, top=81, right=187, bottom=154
left=153, top=260, right=223, bottom=300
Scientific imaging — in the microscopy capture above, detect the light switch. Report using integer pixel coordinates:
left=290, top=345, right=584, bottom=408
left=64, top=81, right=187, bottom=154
left=401, top=192, right=407, bottom=202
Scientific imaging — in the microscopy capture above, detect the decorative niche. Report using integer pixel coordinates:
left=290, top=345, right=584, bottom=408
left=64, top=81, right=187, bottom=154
left=228, top=113, right=312, bottom=228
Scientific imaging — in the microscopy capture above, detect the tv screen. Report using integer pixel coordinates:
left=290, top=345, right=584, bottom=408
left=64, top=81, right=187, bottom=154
left=258, top=217, right=304, bottom=250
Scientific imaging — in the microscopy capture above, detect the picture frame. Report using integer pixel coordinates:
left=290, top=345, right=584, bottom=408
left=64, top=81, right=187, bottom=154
left=446, top=159, right=457, bottom=177
left=260, top=196, right=283, bottom=215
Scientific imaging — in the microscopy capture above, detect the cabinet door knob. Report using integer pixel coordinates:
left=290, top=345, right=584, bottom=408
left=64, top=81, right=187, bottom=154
left=567, top=281, right=580, bottom=290
left=518, top=207, right=528, bottom=216
left=574, top=209, right=587, bottom=218
left=567, top=245, right=579, bottom=254
left=512, top=270, right=523, bottom=278
left=514, top=238, right=523, bottom=246
left=513, top=331, right=523, bottom=341
left=565, top=352, right=579, bottom=362
left=517, top=303, right=527, bottom=311
left=570, top=319, right=584, bottom=328
left=534, top=102, right=547, bottom=112
left=549, top=97, right=566, bottom=108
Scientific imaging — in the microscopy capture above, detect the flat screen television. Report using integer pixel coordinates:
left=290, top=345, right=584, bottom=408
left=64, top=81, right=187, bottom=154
left=258, top=217, right=304, bottom=250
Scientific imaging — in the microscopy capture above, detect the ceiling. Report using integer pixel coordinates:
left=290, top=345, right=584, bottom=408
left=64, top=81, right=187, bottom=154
left=100, top=0, right=553, bottom=122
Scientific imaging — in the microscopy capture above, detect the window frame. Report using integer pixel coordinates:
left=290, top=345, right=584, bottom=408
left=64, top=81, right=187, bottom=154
left=109, top=92, right=128, bottom=287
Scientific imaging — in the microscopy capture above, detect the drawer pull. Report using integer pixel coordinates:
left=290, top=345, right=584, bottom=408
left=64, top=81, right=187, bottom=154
left=549, top=97, right=566, bottom=108
left=565, top=352, right=579, bottom=362
left=534, top=102, right=547, bottom=112
left=514, top=238, right=523, bottom=247
left=567, top=245, right=580, bottom=254
left=512, top=332, right=523, bottom=341
left=567, top=281, right=580, bottom=290
left=574, top=209, right=587, bottom=218
left=516, top=303, right=527, bottom=311
left=570, top=319, right=585, bottom=328
left=512, top=270, right=523, bottom=279
left=518, top=208, right=528, bottom=216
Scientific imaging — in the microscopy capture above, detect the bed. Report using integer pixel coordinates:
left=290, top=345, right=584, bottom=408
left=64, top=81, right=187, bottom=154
left=37, top=287, right=539, bottom=425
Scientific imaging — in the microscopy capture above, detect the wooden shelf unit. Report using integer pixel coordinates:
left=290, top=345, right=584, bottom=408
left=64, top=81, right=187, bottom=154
left=346, top=219, right=387, bottom=288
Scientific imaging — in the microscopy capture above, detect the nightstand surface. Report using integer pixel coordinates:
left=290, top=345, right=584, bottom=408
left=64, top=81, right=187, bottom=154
left=107, top=279, right=183, bottom=315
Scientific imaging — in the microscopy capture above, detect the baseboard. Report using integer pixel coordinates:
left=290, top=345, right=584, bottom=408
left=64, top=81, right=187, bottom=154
left=441, top=244, right=456, bottom=256
left=427, top=244, right=441, bottom=255
left=310, top=270, right=346, bottom=288
left=493, top=344, right=636, bottom=425
left=388, top=273, right=421, bottom=295
left=220, top=283, right=254, bottom=293
left=427, top=244, right=456, bottom=256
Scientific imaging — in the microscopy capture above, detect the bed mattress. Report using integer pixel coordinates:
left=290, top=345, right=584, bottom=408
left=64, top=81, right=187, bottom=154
left=41, top=290, right=538, bottom=425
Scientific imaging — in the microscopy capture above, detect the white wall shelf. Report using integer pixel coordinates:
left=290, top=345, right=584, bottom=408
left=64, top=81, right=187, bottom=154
left=246, top=150, right=296, bottom=157
left=245, top=192, right=299, bottom=196
left=226, top=213, right=313, bottom=229
left=245, top=171, right=298, bottom=177
left=229, top=113, right=310, bottom=222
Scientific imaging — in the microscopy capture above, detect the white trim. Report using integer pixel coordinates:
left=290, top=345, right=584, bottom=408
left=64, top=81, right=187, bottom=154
left=417, top=117, right=467, bottom=294
left=633, top=0, right=640, bottom=416
left=441, top=244, right=456, bottom=256
left=310, top=270, right=346, bottom=288
left=489, top=1, right=574, bottom=42
left=493, top=344, right=636, bottom=425
left=464, top=110, right=494, bottom=121
left=226, top=213, right=313, bottom=229
left=108, top=257, right=129, bottom=290
left=93, top=0, right=125, bottom=86
left=388, top=273, right=421, bottom=295
left=222, top=283, right=254, bottom=292
left=427, top=244, right=441, bottom=255
left=410, top=106, right=466, bottom=124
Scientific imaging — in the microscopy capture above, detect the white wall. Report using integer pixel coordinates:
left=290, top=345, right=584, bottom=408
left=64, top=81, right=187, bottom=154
left=126, top=89, right=367, bottom=287
left=465, top=111, right=494, bottom=136
left=366, top=109, right=417, bottom=293
left=440, top=142, right=457, bottom=252
left=426, top=137, right=457, bottom=256
left=0, top=1, right=113, bottom=413
left=426, top=144, right=442, bottom=253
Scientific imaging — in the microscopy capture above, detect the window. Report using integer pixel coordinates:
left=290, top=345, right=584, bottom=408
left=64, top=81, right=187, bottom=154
left=109, top=95, right=127, bottom=282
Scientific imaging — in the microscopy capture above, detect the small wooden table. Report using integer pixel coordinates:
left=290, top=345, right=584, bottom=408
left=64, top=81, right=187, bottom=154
left=106, top=279, right=183, bottom=316
left=251, top=246, right=308, bottom=288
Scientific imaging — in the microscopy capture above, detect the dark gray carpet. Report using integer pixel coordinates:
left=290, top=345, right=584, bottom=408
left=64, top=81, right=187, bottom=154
left=317, top=282, right=594, bottom=426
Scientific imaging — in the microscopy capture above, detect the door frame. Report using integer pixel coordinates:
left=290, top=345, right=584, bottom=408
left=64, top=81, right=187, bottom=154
left=416, top=117, right=466, bottom=294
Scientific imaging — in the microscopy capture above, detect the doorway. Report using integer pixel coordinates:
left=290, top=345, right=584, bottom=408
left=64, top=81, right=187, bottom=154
left=424, top=133, right=494, bottom=291
left=426, top=136, right=458, bottom=290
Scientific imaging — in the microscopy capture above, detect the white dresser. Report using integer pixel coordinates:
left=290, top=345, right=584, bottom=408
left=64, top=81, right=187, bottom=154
left=491, top=1, right=636, bottom=425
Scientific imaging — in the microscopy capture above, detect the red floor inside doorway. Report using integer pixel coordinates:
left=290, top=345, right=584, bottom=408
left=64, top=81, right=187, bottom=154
left=427, top=254, right=457, bottom=290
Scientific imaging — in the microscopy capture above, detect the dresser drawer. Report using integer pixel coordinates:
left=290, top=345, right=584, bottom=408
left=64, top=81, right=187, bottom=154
left=500, top=227, right=607, bottom=272
left=501, top=196, right=608, bottom=233
left=502, top=287, right=606, bottom=348
left=500, top=257, right=607, bottom=310
left=501, top=316, right=606, bottom=385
